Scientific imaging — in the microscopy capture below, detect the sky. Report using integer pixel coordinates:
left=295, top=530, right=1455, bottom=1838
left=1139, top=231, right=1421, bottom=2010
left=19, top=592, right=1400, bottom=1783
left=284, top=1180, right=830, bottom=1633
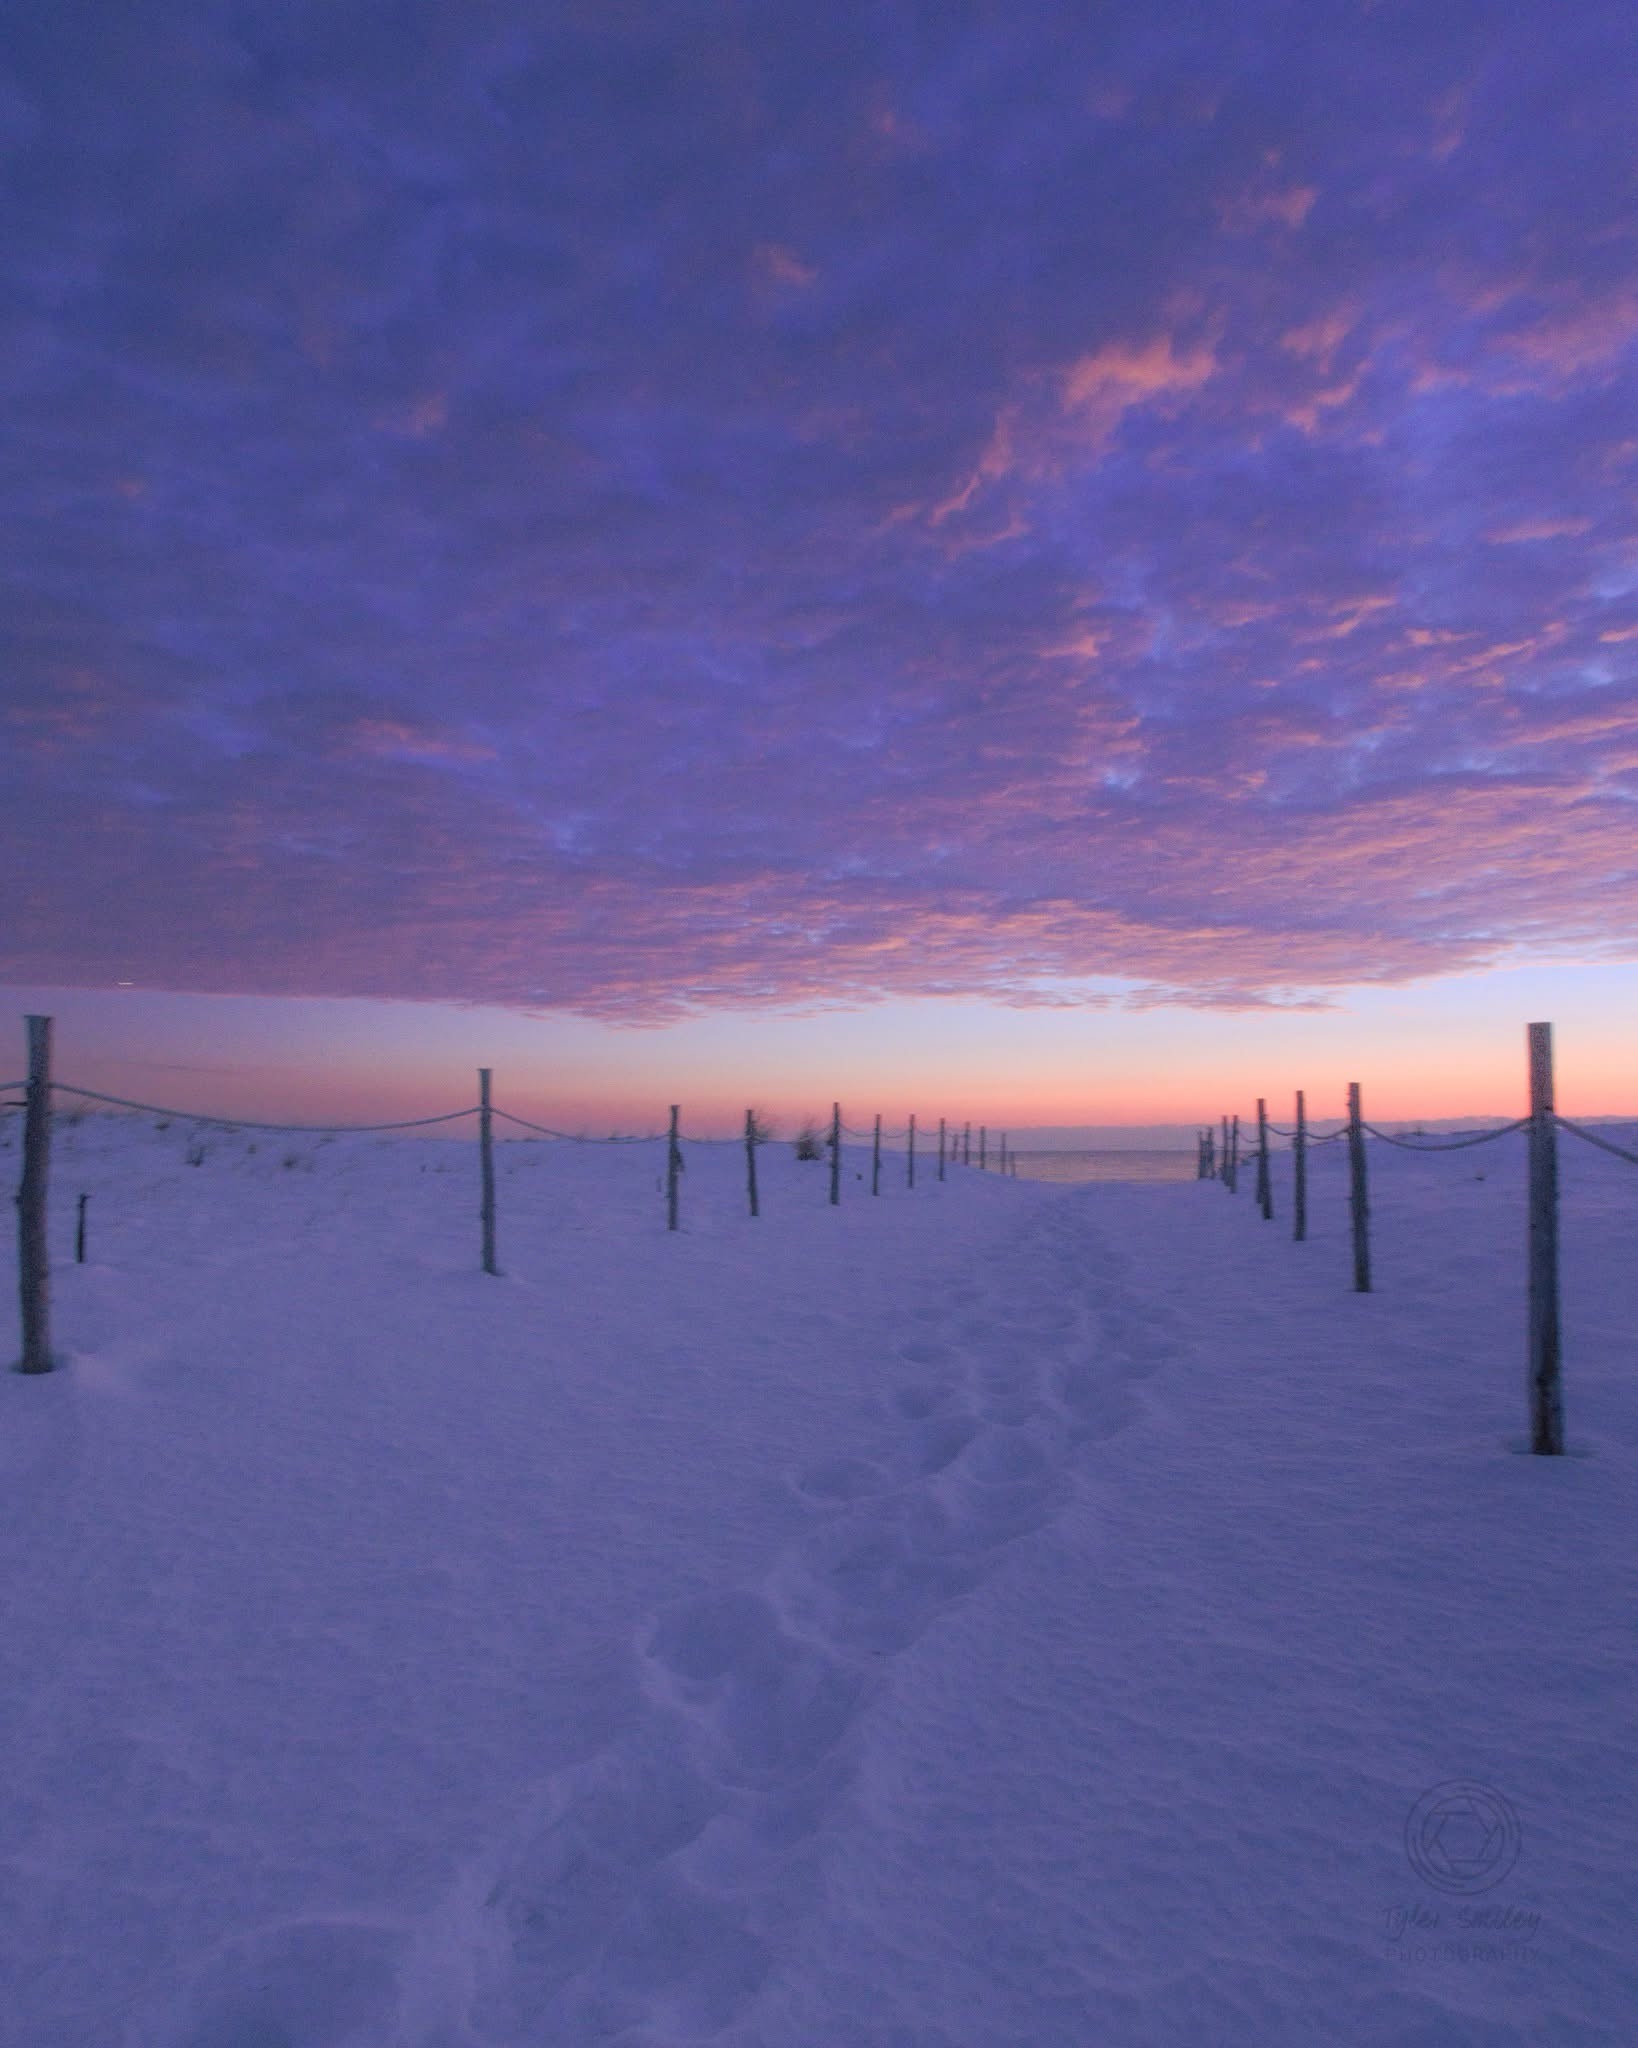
left=3, top=0, right=1635, bottom=1131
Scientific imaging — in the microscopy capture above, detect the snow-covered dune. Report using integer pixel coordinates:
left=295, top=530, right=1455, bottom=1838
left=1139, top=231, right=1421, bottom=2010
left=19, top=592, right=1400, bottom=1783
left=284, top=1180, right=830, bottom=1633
left=2, top=1116, right=1634, bottom=2046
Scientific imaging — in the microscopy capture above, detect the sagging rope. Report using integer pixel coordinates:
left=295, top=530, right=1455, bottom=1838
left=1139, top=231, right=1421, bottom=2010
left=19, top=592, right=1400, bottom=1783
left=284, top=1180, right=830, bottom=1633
left=1554, top=1115, right=1638, bottom=1169
left=1362, top=1118, right=1528, bottom=1151
left=47, top=1081, right=480, bottom=1135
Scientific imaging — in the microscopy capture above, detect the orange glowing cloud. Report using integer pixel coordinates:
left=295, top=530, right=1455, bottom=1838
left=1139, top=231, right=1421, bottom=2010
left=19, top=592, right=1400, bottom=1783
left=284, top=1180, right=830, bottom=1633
left=1485, top=518, right=1594, bottom=544
left=752, top=243, right=819, bottom=290
left=1061, top=333, right=1217, bottom=446
left=343, top=719, right=496, bottom=765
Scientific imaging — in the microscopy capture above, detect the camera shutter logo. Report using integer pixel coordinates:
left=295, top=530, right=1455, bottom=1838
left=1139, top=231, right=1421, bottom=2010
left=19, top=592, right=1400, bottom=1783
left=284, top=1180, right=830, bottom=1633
left=1404, top=1781, right=1522, bottom=1894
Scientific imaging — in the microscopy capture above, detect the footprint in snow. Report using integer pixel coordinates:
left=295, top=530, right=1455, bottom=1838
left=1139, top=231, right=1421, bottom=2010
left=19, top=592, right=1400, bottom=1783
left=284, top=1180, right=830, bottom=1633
left=640, top=1588, right=865, bottom=1786
left=789, top=1455, right=889, bottom=1501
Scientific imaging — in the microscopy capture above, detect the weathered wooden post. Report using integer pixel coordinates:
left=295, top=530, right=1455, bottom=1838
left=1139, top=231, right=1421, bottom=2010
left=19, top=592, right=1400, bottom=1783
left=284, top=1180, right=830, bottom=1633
left=1219, top=1114, right=1230, bottom=1186
left=872, top=1113, right=882, bottom=1196
left=907, top=1113, right=916, bottom=1189
left=1346, top=1082, right=1370, bottom=1292
left=1527, top=1022, right=1564, bottom=1455
left=1000, top=1132, right=1008, bottom=1177
left=829, top=1101, right=841, bottom=1207
left=76, top=1192, right=88, bottom=1265
left=937, top=1116, right=947, bottom=1182
left=18, top=1014, right=54, bottom=1373
left=1255, top=1099, right=1272, bottom=1220
left=963, top=1121, right=971, bottom=1166
left=979, top=1125, right=987, bottom=1170
left=667, top=1105, right=681, bottom=1232
left=1293, top=1090, right=1307, bottom=1243
left=479, top=1069, right=499, bottom=1274
left=1228, top=1114, right=1240, bottom=1193
left=744, top=1108, right=759, bottom=1219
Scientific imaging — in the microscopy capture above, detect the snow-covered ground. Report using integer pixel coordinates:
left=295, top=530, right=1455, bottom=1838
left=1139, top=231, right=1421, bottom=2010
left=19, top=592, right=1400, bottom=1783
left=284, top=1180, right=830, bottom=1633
left=2, top=1113, right=1634, bottom=2047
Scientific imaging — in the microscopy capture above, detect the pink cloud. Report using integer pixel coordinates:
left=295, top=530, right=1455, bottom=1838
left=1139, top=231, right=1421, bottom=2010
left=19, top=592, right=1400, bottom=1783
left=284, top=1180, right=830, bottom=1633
left=342, top=719, right=496, bottom=765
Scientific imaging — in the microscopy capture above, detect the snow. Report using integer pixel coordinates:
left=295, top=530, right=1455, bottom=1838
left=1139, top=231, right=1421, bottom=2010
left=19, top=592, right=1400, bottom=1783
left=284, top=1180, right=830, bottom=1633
left=2, top=1113, right=1635, bottom=2046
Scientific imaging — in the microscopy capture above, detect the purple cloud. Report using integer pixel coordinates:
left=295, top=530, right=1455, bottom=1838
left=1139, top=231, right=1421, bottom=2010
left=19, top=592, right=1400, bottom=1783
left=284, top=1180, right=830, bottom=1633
left=2, top=1, right=1634, bottom=1020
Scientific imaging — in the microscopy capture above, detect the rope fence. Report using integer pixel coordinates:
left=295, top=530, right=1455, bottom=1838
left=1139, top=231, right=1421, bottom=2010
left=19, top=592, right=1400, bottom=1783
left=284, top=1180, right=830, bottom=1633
left=1362, top=1119, right=1529, bottom=1152
left=1553, top=1115, right=1638, bottom=1169
left=16, top=1012, right=1625, bottom=1459
left=49, top=1081, right=484, bottom=1134
left=5, top=1013, right=1023, bottom=1377
left=1197, top=1024, right=1636, bottom=1459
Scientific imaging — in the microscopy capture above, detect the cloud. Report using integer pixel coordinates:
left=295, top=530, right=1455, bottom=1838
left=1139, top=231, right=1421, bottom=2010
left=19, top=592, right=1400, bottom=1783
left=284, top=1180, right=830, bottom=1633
left=1061, top=332, right=1217, bottom=450
left=1, top=0, right=1635, bottom=1021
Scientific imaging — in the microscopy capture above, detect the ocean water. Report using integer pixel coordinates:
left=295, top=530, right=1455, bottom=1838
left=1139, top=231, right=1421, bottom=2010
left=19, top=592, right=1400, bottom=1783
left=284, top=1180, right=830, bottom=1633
left=1006, top=1148, right=1199, bottom=1184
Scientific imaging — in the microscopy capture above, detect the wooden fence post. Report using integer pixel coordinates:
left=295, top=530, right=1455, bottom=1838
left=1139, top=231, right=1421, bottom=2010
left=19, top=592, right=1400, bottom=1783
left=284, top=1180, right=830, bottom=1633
left=938, top=1116, right=946, bottom=1182
left=1228, top=1114, right=1240, bottom=1193
left=479, top=1069, right=499, bottom=1274
left=1000, top=1132, right=1008, bottom=1177
left=1527, top=1022, right=1564, bottom=1454
left=872, top=1113, right=882, bottom=1196
left=1220, top=1115, right=1230, bottom=1186
left=829, top=1102, right=841, bottom=1207
left=667, top=1105, right=681, bottom=1232
left=1293, top=1089, right=1307, bottom=1243
left=76, top=1192, right=88, bottom=1264
left=744, top=1108, right=759, bottom=1219
left=17, top=1014, right=53, bottom=1373
left=1256, top=1099, right=1272, bottom=1220
left=907, top=1113, right=916, bottom=1189
left=1346, top=1082, right=1370, bottom=1292
left=963, top=1121, right=971, bottom=1166
left=979, top=1126, right=987, bottom=1170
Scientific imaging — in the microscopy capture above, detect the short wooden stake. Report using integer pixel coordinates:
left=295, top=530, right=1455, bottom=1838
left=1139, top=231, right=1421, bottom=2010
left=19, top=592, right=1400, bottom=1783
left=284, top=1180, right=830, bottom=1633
left=829, top=1101, right=841, bottom=1207
left=744, top=1108, right=759, bottom=1219
left=907, top=1113, right=916, bottom=1189
left=1527, top=1022, right=1564, bottom=1454
left=872, top=1113, right=882, bottom=1196
left=1255, top=1099, right=1272, bottom=1220
left=18, top=1014, right=53, bottom=1372
left=479, top=1068, right=499, bottom=1274
left=1346, top=1082, right=1370, bottom=1292
left=666, top=1105, right=683, bottom=1230
left=76, top=1192, right=88, bottom=1265
left=1293, top=1090, right=1307, bottom=1243
left=937, top=1116, right=946, bottom=1181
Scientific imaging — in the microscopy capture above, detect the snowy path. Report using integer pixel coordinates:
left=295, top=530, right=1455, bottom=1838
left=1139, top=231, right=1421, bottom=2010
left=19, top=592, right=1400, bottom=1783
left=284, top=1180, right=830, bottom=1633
left=2, top=1120, right=1635, bottom=2045
left=449, top=1196, right=1181, bottom=2046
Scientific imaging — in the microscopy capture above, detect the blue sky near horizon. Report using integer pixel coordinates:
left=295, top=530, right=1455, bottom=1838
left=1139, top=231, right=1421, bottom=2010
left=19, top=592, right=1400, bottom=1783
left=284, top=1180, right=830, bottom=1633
left=2, top=1, right=1634, bottom=1120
